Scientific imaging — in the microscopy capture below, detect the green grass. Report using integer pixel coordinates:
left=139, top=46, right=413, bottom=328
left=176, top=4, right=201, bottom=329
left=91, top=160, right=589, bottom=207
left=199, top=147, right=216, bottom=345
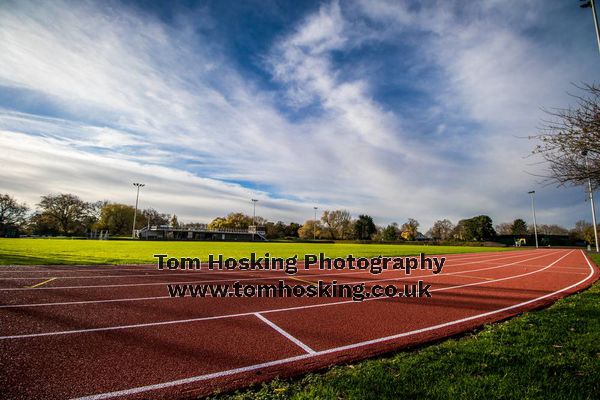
left=0, top=238, right=513, bottom=265
left=212, top=254, right=600, bottom=400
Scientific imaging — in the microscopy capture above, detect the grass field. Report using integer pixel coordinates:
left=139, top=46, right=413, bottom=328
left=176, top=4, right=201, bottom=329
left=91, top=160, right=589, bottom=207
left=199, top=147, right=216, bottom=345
left=214, top=254, right=600, bottom=400
left=0, top=238, right=513, bottom=265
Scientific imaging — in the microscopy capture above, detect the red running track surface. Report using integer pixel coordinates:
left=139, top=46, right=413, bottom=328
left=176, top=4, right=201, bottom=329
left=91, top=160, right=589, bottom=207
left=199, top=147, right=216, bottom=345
left=0, top=248, right=597, bottom=399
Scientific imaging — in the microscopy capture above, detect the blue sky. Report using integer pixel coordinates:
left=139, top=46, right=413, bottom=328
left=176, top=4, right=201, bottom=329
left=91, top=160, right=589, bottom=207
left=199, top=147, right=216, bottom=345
left=1, top=0, right=599, bottom=230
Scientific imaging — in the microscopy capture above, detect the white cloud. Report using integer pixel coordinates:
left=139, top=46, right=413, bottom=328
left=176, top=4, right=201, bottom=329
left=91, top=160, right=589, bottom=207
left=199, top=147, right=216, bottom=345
left=0, top=0, right=597, bottom=230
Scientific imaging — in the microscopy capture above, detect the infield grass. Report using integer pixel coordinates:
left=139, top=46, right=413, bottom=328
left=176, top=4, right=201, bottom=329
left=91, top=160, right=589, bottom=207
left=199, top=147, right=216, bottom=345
left=0, top=238, right=513, bottom=265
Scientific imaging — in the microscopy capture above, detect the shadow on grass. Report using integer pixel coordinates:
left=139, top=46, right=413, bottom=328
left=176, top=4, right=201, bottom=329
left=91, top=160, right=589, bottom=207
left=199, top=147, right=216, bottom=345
left=0, top=252, right=107, bottom=265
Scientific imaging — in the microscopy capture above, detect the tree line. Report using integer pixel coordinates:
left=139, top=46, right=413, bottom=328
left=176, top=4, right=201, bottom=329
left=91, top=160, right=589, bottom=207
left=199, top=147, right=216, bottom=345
left=0, top=192, right=596, bottom=244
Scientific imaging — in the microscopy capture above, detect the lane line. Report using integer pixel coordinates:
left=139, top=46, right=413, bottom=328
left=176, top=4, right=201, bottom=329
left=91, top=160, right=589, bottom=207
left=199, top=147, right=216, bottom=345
left=431, top=251, right=573, bottom=293
left=0, top=250, right=528, bottom=275
left=68, top=250, right=597, bottom=400
left=0, top=251, right=570, bottom=339
left=254, top=313, right=315, bottom=354
left=0, top=251, right=562, bottom=308
left=451, top=274, right=494, bottom=281
left=0, top=250, right=561, bottom=291
left=288, top=276, right=318, bottom=286
left=27, top=277, right=56, bottom=289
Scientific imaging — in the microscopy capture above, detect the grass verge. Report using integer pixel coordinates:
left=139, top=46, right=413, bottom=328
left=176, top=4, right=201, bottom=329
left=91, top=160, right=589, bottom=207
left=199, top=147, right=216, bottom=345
left=213, top=254, right=600, bottom=400
left=0, top=238, right=512, bottom=265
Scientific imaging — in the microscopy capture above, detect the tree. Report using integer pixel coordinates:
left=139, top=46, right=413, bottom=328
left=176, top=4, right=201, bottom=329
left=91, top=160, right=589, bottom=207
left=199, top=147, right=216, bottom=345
left=531, top=83, right=600, bottom=189
left=495, top=222, right=513, bottom=235
left=208, top=216, right=228, bottom=229
left=400, top=218, right=420, bottom=241
left=532, top=224, right=569, bottom=235
left=143, top=208, right=170, bottom=227
left=511, top=219, right=528, bottom=235
left=29, top=212, right=60, bottom=235
left=583, top=225, right=599, bottom=245
left=298, top=220, right=322, bottom=240
left=37, top=193, right=93, bottom=234
left=208, top=213, right=254, bottom=230
left=95, top=203, right=146, bottom=235
left=571, top=220, right=592, bottom=241
left=321, top=210, right=353, bottom=240
left=171, top=214, right=179, bottom=228
left=427, top=219, right=454, bottom=240
left=0, top=194, right=28, bottom=228
left=381, top=223, right=399, bottom=241
left=454, top=215, right=496, bottom=241
left=285, top=222, right=301, bottom=238
left=467, top=215, right=496, bottom=241
left=353, top=215, right=376, bottom=240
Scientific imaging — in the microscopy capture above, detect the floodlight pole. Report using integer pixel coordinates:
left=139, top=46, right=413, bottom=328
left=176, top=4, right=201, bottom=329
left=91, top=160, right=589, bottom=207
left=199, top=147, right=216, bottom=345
left=590, top=0, right=600, bottom=53
left=583, top=151, right=599, bottom=252
left=582, top=0, right=600, bottom=53
left=132, top=183, right=145, bottom=239
left=528, top=190, right=539, bottom=248
left=313, top=206, right=318, bottom=240
left=251, top=199, right=258, bottom=241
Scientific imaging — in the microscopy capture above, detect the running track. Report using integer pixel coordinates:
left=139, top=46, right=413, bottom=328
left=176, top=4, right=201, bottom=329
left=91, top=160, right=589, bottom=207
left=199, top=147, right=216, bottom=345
left=0, top=249, right=597, bottom=399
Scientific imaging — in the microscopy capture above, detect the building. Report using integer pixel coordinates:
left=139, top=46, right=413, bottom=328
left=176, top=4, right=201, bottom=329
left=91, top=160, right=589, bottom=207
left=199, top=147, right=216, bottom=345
left=137, top=224, right=267, bottom=241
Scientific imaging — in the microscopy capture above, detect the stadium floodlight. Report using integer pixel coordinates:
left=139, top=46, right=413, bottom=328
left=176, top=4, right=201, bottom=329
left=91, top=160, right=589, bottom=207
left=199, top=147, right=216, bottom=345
left=132, top=183, right=145, bottom=238
left=581, top=0, right=600, bottom=54
left=251, top=199, right=258, bottom=240
left=582, top=150, right=599, bottom=252
left=528, top=191, right=539, bottom=249
left=313, top=206, right=318, bottom=240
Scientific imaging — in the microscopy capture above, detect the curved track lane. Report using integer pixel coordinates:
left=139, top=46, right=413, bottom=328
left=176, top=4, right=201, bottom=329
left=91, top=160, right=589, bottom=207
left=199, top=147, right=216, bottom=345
left=0, top=248, right=597, bottom=400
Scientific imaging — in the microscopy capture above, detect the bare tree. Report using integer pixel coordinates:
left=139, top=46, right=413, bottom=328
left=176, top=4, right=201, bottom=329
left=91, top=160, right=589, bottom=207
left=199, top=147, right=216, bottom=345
left=495, top=222, right=513, bottom=235
left=531, top=83, right=600, bottom=189
left=37, top=193, right=92, bottom=234
left=0, top=194, right=28, bottom=227
left=427, top=219, right=454, bottom=240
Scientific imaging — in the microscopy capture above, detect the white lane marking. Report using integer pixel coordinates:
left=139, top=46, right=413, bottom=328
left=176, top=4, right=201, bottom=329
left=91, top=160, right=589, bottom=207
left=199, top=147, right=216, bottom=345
left=69, top=250, right=597, bottom=400
left=450, top=274, right=494, bottom=281
left=254, top=313, right=315, bottom=354
left=0, top=250, right=559, bottom=291
left=0, top=250, right=529, bottom=275
left=431, top=250, right=573, bottom=292
left=0, top=251, right=568, bottom=338
left=0, top=251, right=562, bottom=308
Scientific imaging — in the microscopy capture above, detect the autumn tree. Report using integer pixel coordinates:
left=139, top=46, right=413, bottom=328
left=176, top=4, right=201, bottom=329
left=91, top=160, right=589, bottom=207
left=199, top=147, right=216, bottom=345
left=320, top=210, right=353, bottom=240
left=298, top=220, right=322, bottom=240
left=95, top=203, right=146, bottom=235
left=400, top=218, right=420, bottom=241
left=208, top=213, right=266, bottom=230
